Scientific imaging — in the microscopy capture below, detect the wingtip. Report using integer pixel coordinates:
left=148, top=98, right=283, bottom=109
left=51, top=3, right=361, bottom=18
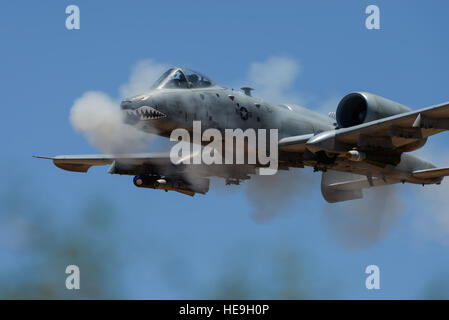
left=32, top=155, right=54, bottom=160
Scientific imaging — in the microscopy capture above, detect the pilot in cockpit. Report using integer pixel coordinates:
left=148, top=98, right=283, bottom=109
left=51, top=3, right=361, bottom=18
left=187, top=73, right=199, bottom=87
left=165, top=70, right=188, bottom=88
left=151, top=68, right=214, bottom=90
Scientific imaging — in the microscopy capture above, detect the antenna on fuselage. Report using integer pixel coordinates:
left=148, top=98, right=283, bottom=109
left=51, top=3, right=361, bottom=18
left=241, top=87, right=254, bottom=97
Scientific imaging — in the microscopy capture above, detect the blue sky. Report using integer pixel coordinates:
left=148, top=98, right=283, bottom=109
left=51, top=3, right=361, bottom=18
left=1, top=0, right=449, bottom=299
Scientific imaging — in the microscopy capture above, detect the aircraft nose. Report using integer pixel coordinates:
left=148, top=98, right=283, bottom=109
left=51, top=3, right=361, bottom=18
left=120, top=100, right=133, bottom=110
left=120, top=95, right=167, bottom=124
left=120, top=99, right=140, bottom=124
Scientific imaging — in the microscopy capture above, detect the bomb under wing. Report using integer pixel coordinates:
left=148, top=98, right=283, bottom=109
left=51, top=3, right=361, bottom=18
left=133, top=174, right=209, bottom=197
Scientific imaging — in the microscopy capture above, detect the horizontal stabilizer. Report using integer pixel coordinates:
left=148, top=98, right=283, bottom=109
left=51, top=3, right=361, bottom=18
left=412, top=167, right=449, bottom=179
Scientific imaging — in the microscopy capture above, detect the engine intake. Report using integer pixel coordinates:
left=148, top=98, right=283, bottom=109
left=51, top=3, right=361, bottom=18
left=336, top=92, right=411, bottom=128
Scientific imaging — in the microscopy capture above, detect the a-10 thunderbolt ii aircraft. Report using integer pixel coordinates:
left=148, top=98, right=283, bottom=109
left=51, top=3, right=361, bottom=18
left=36, top=67, right=449, bottom=202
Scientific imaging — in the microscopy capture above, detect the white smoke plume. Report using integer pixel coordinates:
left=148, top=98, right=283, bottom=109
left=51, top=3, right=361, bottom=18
left=70, top=91, right=151, bottom=153
left=418, top=180, right=449, bottom=246
left=410, top=147, right=449, bottom=246
left=245, top=169, right=318, bottom=223
left=70, top=59, right=168, bottom=153
left=322, top=186, right=403, bottom=250
left=119, top=59, right=169, bottom=98
left=236, top=57, right=308, bottom=221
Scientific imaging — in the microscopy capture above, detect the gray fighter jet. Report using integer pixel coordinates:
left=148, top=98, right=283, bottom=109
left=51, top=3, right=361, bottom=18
left=36, top=67, right=449, bottom=202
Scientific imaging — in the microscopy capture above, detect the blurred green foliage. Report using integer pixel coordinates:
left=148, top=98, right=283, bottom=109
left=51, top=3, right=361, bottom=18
left=0, top=183, right=121, bottom=299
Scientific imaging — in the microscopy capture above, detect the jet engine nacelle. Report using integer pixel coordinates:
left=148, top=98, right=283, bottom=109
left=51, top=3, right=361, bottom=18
left=336, top=92, right=411, bottom=128
left=133, top=174, right=209, bottom=196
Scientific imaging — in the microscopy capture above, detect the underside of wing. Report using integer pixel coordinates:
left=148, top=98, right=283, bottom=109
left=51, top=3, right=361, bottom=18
left=34, top=153, right=171, bottom=173
left=34, top=152, right=262, bottom=196
left=33, top=153, right=258, bottom=180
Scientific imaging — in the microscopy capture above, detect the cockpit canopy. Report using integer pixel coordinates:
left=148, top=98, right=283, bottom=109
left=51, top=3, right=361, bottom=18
left=151, top=68, right=215, bottom=89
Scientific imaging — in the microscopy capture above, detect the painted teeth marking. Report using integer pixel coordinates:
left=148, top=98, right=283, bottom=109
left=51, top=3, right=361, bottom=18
left=124, top=105, right=166, bottom=121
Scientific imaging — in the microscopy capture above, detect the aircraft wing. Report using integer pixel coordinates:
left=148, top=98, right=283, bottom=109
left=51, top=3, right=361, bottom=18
left=334, top=101, right=449, bottom=148
left=279, top=101, right=449, bottom=154
left=33, top=153, right=257, bottom=179
left=33, top=153, right=172, bottom=173
left=278, top=134, right=314, bottom=152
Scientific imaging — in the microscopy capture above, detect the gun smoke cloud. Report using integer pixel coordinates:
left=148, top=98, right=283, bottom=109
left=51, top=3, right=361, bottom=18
left=241, top=57, right=404, bottom=248
left=245, top=169, right=317, bottom=223
left=70, top=91, right=151, bottom=153
left=322, top=186, right=403, bottom=250
left=410, top=148, right=449, bottom=246
left=239, top=57, right=310, bottom=222
left=70, top=59, right=168, bottom=153
left=119, top=59, right=169, bottom=98
left=418, top=180, right=449, bottom=246
left=239, top=57, right=404, bottom=251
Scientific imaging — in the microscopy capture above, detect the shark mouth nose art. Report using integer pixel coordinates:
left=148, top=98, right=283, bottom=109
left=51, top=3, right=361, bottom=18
left=124, top=106, right=166, bottom=121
